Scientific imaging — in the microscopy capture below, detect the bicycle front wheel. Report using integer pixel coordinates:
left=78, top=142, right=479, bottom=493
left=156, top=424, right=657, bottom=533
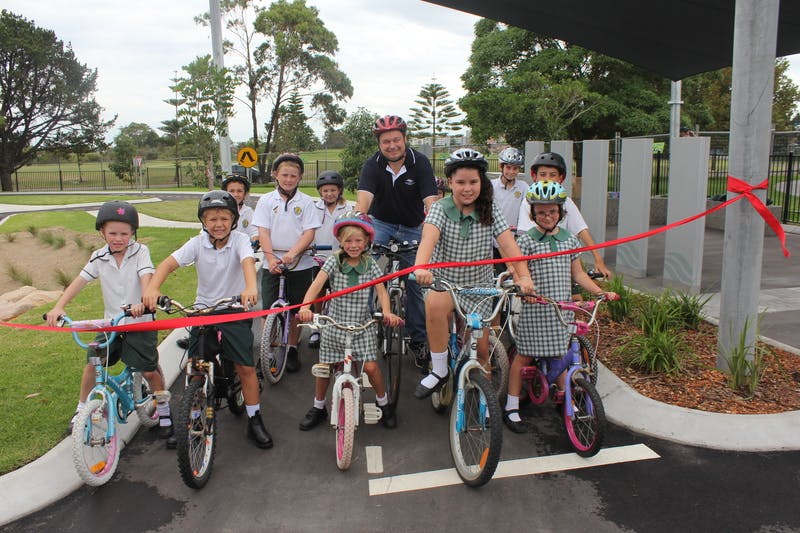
left=564, top=377, right=606, bottom=457
left=71, top=398, right=120, bottom=486
left=383, top=292, right=404, bottom=407
left=578, top=335, right=598, bottom=384
left=489, top=334, right=509, bottom=403
left=176, top=380, right=216, bottom=489
left=260, top=312, right=287, bottom=384
left=133, top=372, right=159, bottom=427
left=449, top=372, right=502, bottom=487
left=336, top=387, right=356, bottom=471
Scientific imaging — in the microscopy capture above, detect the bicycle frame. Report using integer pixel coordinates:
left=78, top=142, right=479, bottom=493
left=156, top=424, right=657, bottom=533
left=372, top=240, right=418, bottom=355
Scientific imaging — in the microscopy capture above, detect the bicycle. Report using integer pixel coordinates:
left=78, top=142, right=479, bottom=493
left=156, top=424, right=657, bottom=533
left=505, top=268, right=603, bottom=385
left=508, top=292, right=614, bottom=457
left=414, top=273, right=513, bottom=487
left=155, top=295, right=246, bottom=489
left=259, top=244, right=330, bottom=384
left=300, top=313, right=385, bottom=470
left=48, top=308, right=158, bottom=487
left=371, top=239, right=418, bottom=410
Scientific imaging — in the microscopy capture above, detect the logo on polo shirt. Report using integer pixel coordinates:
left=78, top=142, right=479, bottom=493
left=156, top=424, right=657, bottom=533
left=514, top=190, right=522, bottom=198
left=242, top=219, right=249, bottom=227
left=404, top=178, right=415, bottom=186
left=293, top=206, right=302, bottom=216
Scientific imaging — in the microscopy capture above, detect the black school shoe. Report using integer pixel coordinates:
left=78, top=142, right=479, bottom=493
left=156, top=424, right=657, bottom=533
left=247, top=411, right=274, bottom=449
left=379, top=403, right=397, bottom=429
left=285, top=347, right=300, bottom=373
left=299, top=406, right=327, bottom=431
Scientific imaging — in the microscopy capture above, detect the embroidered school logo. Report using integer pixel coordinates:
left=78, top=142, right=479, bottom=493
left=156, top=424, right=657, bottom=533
left=242, top=219, right=249, bottom=227
left=293, top=206, right=302, bottom=216
left=514, top=191, right=522, bottom=198
left=116, top=207, right=126, bottom=215
left=272, top=205, right=279, bottom=213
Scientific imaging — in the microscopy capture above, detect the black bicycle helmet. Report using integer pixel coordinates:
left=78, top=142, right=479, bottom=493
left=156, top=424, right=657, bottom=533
left=498, top=147, right=524, bottom=166
left=316, top=170, right=344, bottom=190
left=372, top=115, right=407, bottom=137
left=444, top=148, right=488, bottom=177
left=197, top=190, right=240, bottom=228
left=221, top=174, right=250, bottom=193
left=95, top=201, right=139, bottom=231
left=271, top=153, right=304, bottom=174
left=530, top=152, right=567, bottom=175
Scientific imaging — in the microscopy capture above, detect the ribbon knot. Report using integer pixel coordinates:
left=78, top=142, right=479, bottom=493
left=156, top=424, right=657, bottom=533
left=726, top=175, right=789, bottom=257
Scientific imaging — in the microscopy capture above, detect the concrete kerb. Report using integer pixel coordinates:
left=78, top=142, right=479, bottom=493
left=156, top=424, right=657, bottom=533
left=0, top=329, right=187, bottom=527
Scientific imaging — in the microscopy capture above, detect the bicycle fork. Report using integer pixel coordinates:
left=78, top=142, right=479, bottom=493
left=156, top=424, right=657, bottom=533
left=563, top=338, right=587, bottom=420
left=454, top=359, right=489, bottom=432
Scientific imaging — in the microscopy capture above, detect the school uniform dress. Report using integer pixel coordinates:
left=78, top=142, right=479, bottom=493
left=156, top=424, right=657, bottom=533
left=515, top=227, right=579, bottom=358
left=317, top=254, right=383, bottom=364
left=425, top=197, right=509, bottom=317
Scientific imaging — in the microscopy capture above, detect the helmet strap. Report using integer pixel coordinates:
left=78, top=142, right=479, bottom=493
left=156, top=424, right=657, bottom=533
left=277, top=184, right=297, bottom=203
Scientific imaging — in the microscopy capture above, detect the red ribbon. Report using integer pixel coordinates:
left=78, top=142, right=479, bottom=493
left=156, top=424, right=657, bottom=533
left=726, top=175, right=790, bottom=257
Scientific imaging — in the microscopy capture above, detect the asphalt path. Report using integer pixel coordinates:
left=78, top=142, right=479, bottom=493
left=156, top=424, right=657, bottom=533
left=4, top=346, right=800, bottom=533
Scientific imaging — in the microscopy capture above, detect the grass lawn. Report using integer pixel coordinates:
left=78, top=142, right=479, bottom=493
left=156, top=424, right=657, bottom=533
left=0, top=194, right=147, bottom=205
left=0, top=213, right=199, bottom=475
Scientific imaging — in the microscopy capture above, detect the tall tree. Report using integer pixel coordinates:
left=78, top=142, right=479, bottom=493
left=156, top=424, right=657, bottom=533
left=408, top=81, right=462, bottom=153
left=196, top=0, right=270, bottom=172
left=253, top=0, right=352, bottom=160
left=273, top=91, right=318, bottom=153
left=340, top=108, right=378, bottom=190
left=174, top=55, right=236, bottom=187
left=0, top=10, right=113, bottom=191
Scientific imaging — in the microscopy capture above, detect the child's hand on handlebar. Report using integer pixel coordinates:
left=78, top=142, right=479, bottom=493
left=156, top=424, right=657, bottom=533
left=45, top=307, right=64, bottom=327
left=602, top=291, right=620, bottom=301
left=413, top=268, right=433, bottom=286
left=128, top=302, right=147, bottom=318
left=240, top=287, right=258, bottom=310
left=382, top=312, right=403, bottom=327
left=297, top=308, right=313, bottom=323
left=142, top=289, right=161, bottom=312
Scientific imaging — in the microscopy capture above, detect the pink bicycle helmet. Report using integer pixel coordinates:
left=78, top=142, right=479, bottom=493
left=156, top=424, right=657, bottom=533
left=333, top=211, right=375, bottom=240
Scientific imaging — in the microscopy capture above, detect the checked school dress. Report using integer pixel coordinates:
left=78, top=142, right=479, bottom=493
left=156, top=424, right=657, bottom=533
left=318, top=254, right=383, bottom=364
left=425, top=197, right=509, bottom=317
left=515, top=227, right=579, bottom=358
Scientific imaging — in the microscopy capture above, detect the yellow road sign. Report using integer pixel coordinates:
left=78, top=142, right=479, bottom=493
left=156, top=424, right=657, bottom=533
left=237, top=147, right=258, bottom=168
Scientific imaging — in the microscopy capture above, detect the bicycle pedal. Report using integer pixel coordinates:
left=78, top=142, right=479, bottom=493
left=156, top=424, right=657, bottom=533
left=363, top=404, right=382, bottom=424
left=311, top=363, right=330, bottom=378
left=360, top=374, right=372, bottom=388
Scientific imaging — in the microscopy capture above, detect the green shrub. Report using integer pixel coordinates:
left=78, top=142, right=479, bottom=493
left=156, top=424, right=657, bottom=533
left=27, top=225, right=38, bottom=236
left=620, top=328, right=687, bottom=375
left=664, top=290, right=711, bottom=330
left=605, top=274, right=633, bottom=322
left=723, top=315, right=767, bottom=396
left=54, top=269, right=72, bottom=289
left=5, top=232, right=17, bottom=243
left=6, top=264, right=33, bottom=286
left=635, top=290, right=681, bottom=335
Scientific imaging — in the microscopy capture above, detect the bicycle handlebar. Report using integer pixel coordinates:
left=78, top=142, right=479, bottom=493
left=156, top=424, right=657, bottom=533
left=410, top=272, right=513, bottom=324
left=156, top=295, right=242, bottom=316
left=45, top=308, right=133, bottom=349
left=371, top=239, right=419, bottom=256
left=299, top=312, right=384, bottom=333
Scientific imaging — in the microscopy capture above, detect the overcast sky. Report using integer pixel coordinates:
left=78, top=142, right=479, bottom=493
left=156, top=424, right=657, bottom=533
left=4, top=0, right=800, bottom=143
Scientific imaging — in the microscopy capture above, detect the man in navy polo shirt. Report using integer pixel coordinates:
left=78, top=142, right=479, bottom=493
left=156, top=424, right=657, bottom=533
left=355, top=115, right=438, bottom=368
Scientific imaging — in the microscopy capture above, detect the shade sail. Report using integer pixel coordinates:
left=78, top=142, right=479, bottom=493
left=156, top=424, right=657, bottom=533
left=424, top=0, right=800, bottom=80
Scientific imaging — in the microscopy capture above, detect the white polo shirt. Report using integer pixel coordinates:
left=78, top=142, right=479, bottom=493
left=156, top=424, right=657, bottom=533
left=172, top=231, right=255, bottom=307
left=237, top=204, right=258, bottom=241
left=516, top=196, right=588, bottom=236
left=80, top=242, right=155, bottom=324
left=312, top=199, right=348, bottom=257
left=252, top=189, right=321, bottom=270
left=491, top=177, right=528, bottom=231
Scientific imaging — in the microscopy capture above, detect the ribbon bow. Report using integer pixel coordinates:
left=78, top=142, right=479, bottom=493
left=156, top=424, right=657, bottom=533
left=727, top=175, right=789, bottom=257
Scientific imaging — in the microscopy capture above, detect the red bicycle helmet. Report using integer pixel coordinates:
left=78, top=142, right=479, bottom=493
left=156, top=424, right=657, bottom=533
left=372, top=115, right=407, bottom=137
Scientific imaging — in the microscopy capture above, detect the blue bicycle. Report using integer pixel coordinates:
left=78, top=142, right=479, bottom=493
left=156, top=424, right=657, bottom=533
left=50, top=308, right=158, bottom=486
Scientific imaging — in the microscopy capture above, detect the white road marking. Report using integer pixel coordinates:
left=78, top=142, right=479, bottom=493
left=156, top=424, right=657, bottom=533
left=366, top=446, right=383, bottom=474
left=368, top=443, right=660, bottom=496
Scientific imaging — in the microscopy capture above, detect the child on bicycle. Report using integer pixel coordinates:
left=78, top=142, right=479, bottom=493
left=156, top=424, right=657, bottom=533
left=222, top=174, right=258, bottom=248
left=491, top=147, right=527, bottom=276
left=253, top=153, right=322, bottom=372
left=516, top=151, right=612, bottom=279
left=308, top=170, right=349, bottom=348
left=503, top=181, right=617, bottom=433
left=45, top=201, right=176, bottom=448
left=297, top=212, right=403, bottom=429
left=142, top=191, right=272, bottom=449
left=412, top=148, right=535, bottom=399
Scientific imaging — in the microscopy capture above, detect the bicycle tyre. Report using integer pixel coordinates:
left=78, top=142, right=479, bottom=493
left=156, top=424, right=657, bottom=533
left=578, top=335, right=598, bottom=385
left=564, top=377, right=606, bottom=457
left=132, top=372, right=159, bottom=428
left=489, top=334, right=509, bottom=403
left=227, top=367, right=245, bottom=416
left=523, top=366, right=549, bottom=405
left=336, top=387, right=356, bottom=471
left=449, top=372, right=502, bottom=487
left=176, top=380, right=216, bottom=489
left=384, top=292, right=404, bottom=407
left=71, top=398, right=120, bottom=486
left=260, top=312, right=287, bottom=384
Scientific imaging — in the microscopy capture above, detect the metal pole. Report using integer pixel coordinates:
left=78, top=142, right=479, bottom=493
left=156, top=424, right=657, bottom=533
left=210, top=0, right=232, bottom=174
left=717, top=0, right=779, bottom=371
left=669, top=80, right=682, bottom=138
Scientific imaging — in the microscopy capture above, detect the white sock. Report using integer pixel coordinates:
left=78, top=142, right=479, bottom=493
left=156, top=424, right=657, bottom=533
left=246, top=404, right=260, bottom=417
left=505, top=395, right=521, bottom=422
left=421, top=351, right=448, bottom=389
left=376, top=394, right=388, bottom=407
left=313, top=398, right=326, bottom=410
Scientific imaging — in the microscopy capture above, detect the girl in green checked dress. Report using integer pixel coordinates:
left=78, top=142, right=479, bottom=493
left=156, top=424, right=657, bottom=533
left=412, top=149, right=535, bottom=399
left=502, top=181, right=617, bottom=434
left=297, top=212, right=403, bottom=430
